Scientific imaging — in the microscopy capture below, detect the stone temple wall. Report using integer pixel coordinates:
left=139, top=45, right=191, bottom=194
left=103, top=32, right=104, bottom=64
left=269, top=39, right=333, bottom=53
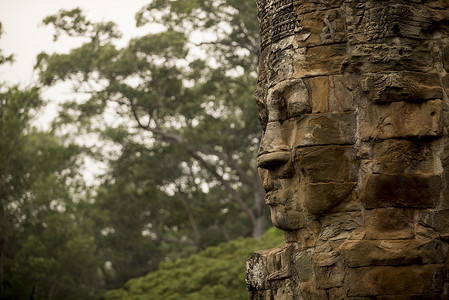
left=247, top=0, right=449, bottom=298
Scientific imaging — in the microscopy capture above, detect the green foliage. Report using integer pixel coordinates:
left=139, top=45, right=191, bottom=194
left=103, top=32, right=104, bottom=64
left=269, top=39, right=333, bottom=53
left=42, top=8, right=121, bottom=42
left=105, top=228, right=284, bottom=300
left=33, top=0, right=265, bottom=294
left=0, top=85, right=99, bottom=299
left=0, top=23, right=14, bottom=65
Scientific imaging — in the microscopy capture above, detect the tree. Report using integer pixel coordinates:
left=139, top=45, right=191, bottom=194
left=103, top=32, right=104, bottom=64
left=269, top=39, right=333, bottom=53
left=35, top=1, right=266, bottom=244
left=0, top=24, right=99, bottom=298
left=0, top=83, right=101, bottom=299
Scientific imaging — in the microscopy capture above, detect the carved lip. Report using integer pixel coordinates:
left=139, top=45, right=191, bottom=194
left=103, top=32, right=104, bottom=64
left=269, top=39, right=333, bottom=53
left=264, top=191, right=274, bottom=205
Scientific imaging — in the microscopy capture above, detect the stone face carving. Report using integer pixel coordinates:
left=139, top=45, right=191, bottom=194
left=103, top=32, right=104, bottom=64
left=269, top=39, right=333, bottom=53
left=247, top=0, right=449, bottom=298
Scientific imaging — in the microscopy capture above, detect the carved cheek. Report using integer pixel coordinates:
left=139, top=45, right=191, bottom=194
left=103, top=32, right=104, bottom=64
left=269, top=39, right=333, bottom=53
left=259, top=120, right=299, bottom=154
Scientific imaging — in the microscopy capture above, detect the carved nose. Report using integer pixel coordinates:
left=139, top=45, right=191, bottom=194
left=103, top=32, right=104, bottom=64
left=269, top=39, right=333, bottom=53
left=257, top=151, right=290, bottom=170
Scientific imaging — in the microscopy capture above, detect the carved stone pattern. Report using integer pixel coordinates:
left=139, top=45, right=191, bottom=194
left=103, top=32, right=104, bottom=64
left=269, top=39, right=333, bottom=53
left=250, top=0, right=449, bottom=299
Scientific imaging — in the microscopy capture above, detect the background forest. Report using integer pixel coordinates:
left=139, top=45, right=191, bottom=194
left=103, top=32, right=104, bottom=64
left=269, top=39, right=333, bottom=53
left=0, top=1, right=283, bottom=299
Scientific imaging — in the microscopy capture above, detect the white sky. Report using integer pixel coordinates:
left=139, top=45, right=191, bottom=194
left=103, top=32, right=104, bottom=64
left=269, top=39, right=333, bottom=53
left=0, top=0, right=151, bottom=86
left=0, top=0, right=156, bottom=184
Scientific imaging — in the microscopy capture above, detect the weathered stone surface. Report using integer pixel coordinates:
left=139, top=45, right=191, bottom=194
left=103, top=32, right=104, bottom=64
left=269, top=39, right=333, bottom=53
left=318, top=212, right=364, bottom=243
left=293, top=44, right=348, bottom=77
left=442, top=42, right=449, bottom=72
left=306, top=75, right=355, bottom=114
left=361, top=173, right=442, bottom=208
left=346, top=2, right=434, bottom=42
left=346, top=265, right=446, bottom=297
left=294, top=0, right=345, bottom=15
left=361, top=72, right=443, bottom=104
left=328, top=75, right=354, bottom=112
left=313, top=251, right=344, bottom=289
left=308, top=76, right=329, bottom=113
left=371, top=139, right=433, bottom=174
left=294, top=145, right=358, bottom=183
left=269, top=49, right=295, bottom=85
left=269, top=204, right=305, bottom=231
left=284, top=226, right=319, bottom=249
left=348, top=42, right=435, bottom=73
left=260, top=112, right=356, bottom=152
left=364, top=208, right=414, bottom=240
left=327, top=287, right=348, bottom=300
left=340, top=239, right=446, bottom=267
left=267, top=79, right=310, bottom=122
left=377, top=295, right=442, bottom=300
left=293, top=250, right=313, bottom=282
left=419, top=210, right=449, bottom=240
left=250, top=0, right=449, bottom=298
left=293, top=112, right=356, bottom=147
left=302, top=182, right=357, bottom=215
left=246, top=243, right=297, bottom=291
left=359, top=99, right=443, bottom=141
left=295, top=9, right=347, bottom=47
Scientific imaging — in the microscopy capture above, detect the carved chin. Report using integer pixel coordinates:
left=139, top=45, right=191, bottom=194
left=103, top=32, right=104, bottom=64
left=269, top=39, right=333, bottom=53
left=270, top=205, right=305, bottom=231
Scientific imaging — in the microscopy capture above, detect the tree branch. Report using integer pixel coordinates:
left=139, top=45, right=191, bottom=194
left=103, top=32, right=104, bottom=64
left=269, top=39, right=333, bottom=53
left=174, top=191, right=201, bottom=245
left=191, top=152, right=257, bottom=226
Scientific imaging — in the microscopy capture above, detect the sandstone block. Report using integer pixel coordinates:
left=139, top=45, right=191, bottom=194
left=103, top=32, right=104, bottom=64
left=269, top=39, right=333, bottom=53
left=259, top=120, right=293, bottom=153
left=294, top=112, right=356, bottom=147
left=340, top=239, right=446, bottom=267
left=297, top=280, right=328, bottom=300
left=293, top=44, right=348, bottom=77
left=328, top=287, right=349, bottom=300
left=246, top=243, right=297, bottom=291
left=318, top=212, right=363, bottom=242
left=284, top=228, right=319, bottom=249
left=308, top=76, right=329, bottom=113
left=313, top=251, right=344, bottom=289
left=361, top=173, right=442, bottom=208
left=371, top=139, right=433, bottom=174
left=359, top=99, right=443, bottom=141
left=261, top=112, right=357, bottom=150
left=294, top=0, right=345, bottom=14
left=249, top=290, right=271, bottom=300
left=364, top=208, right=414, bottom=240
left=443, top=42, right=449, bottom=72
left=426, top=0, right=449, bottom=9
left=292, top=9, right=347, bottom=47
left=270, top=279, right=296, bottom=300
left=346, top=264, right=446, bottom=297
left=269, top=204, right=305, bottom=231
left=255, top=83, right=269, bottom=128
left=349, top=42, right=434, bottom=73
left=376, top=295, right=441, bottom=300
left=361, top=72, right=443, bottom=104
left=294, top=250, right=313, bottom=282
left=302, top=182, right=357, bottom=215
left=419, top=210, right=449, bottom=240
left=328, top=75, right=354, bottom=112
left=307, top=75, right=355, bottom=114
left=346, top=2, right=433, bottom=43
left=294, top=145, right=358, bottom=183
left=269, top=48, right=294, bottom=85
